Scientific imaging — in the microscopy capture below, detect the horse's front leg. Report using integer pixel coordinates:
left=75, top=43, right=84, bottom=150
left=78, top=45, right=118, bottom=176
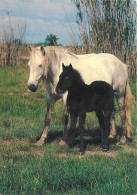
left=37, top=94, right=55, bottom=145
left=59, top=93, right=69, bottom=145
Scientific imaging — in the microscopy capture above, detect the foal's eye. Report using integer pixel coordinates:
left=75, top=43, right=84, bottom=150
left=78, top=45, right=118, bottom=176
left=65, top=77, right=69, bottom=79
left=39, top=64, right=42, bottom=68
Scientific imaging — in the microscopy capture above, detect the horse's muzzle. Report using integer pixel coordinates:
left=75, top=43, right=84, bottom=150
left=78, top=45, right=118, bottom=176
left=28, top=84, right=38, bottom=92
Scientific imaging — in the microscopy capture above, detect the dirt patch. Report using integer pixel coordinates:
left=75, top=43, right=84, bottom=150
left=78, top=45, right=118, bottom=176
left=9, top=92, right=14, bottom=96
left=30, top=148, right=44, bottom=156
left=84, top=150, right=119, bottom=158
left=55, top=144, right=137, bottom=158
left=55, top=153, right=67, bottom=157
left=24, top=92, right=30, bottom=96
left=121, top=144, right=137, bottom=152
left=1, top=138, right=137, bottom=158
left=18, top=148, right=44, bottom=156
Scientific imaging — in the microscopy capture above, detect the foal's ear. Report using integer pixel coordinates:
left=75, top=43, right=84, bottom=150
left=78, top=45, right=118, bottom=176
left=69, top=63, right=72, bottom=69
left=40, top=44, right=46, bottom=56
left=62, top=63, right=65, bottom=70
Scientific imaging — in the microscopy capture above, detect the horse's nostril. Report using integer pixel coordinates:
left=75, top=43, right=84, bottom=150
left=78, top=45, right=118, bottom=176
left=28, top=84, right=38, bottom=92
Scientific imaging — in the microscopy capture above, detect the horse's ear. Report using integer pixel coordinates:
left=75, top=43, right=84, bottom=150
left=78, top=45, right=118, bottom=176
left=28, top=44, right=33, bottom=52
left=40, top=44, right=46, bottom=56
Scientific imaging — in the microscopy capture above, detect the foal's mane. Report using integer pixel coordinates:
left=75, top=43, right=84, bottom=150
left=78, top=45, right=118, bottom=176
left=71, top=67, right=85, bottom=86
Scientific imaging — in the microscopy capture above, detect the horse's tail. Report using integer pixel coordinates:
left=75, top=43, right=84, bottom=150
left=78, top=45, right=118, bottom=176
left=125, top=81, right=135, bottom=140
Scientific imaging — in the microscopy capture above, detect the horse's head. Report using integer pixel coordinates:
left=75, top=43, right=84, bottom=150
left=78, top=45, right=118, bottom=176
left=27, top=44, right=45, bottom=92
left=56, top=63, right=73, bottom=94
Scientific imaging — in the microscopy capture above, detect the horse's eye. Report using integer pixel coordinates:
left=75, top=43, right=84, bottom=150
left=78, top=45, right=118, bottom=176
left=39, top=64, right=42, bottom=68
left=65, top=76, right=69, bottom=79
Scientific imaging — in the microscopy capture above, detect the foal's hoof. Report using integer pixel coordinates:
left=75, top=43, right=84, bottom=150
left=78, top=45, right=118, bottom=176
left=101, top=145, right=109, bottom=152
left=127, top=137, right=133, bottom=143
left=79, top=152, right=84, bottom=156
left=102, top=148, right=109, bottom=153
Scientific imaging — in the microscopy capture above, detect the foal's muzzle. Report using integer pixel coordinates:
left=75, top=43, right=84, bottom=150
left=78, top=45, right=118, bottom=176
left=28, top=84, right=38, bottom=92
left=56, top=87, right=63, bottom=95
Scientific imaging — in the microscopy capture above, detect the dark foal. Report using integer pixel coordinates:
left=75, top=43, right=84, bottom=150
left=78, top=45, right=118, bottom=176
left=56, top=63, right=114, bottom=155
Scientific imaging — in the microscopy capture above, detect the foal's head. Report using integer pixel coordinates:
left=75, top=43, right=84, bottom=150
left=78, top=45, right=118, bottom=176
left=56, top=63, right=74, bottom=94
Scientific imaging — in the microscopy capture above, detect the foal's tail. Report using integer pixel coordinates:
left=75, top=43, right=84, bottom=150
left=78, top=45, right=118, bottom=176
left=125, top=81, right=135, bottom=140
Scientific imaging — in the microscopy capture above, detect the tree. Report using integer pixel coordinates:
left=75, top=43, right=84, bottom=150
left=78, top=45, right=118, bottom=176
left=45, top=34, right=59, bottom=46
left=71, top=0, right=137, bottom=78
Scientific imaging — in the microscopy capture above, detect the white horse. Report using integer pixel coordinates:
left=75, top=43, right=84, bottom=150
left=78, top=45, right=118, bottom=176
left=27, top=45, right=134, bottom=145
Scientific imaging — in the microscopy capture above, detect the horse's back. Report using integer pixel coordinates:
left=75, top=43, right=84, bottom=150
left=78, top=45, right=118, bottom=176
left=65, top=53, right=128, bottom=91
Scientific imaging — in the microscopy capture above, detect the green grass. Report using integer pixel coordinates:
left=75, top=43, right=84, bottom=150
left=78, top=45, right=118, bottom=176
left=0, top=65, right=137, bottom=194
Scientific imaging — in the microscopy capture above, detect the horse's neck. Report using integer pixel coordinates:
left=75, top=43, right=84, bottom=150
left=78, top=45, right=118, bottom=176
left=46, top=61, right=60, bottom=86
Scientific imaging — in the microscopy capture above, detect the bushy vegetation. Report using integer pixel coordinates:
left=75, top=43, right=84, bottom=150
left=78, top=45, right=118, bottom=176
left=0, top=65, right=137, bottom=194
left=71, top=0, right=136, bottom=79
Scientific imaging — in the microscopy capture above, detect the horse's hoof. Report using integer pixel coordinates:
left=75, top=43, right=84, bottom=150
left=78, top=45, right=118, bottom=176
left=108, top=134, right=116, bottom=140
left=59, top=140, right=67, bottom=146
left=119, top=141, right=126, bottom=145
left=119, top=136, right=126, bottom=145
left=36, top=140, right=45, bottom=145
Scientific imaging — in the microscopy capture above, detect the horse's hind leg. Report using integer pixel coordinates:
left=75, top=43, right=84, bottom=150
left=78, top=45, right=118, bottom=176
left=109, top=108, right=117, bottom=139
left=125, top=82, right=134, bottom=141
left=37, top=94, right=55, bottom=145
left=116, top=95, right=127, bottom=144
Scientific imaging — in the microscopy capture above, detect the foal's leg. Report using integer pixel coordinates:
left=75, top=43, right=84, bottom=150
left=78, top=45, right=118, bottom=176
left=69, top=111, right=78, bottom=147
left=60, top=93, right=69, bottom=144
left=79, top=112, right=86, bottom=155
left=116, top=95, right=127, bottom=144
left=96, top=111, right=109, bottom=152
left=104, top=111, right=111, bottom=151
left=37, top=94, right=56, bottom=145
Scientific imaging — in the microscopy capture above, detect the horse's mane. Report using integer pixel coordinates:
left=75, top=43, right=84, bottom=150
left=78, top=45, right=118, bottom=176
left=44, top=46, right=78, bottom=76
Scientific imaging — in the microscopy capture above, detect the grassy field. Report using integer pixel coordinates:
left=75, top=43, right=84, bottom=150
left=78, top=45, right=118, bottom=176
left=0, top=65, right=137, bottom=195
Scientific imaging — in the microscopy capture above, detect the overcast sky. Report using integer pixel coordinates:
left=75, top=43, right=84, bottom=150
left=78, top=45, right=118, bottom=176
left=0, top=0, right=79, bottom=45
